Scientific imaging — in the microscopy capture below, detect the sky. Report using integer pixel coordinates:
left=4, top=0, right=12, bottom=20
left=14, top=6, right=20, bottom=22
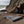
left=0, top=0, right=10, bottom=5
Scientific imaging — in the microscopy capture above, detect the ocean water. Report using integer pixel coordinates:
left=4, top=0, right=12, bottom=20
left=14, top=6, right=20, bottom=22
left=0, top=5, right=6, bottom=7
left=0, top=5, right=7, bottom=10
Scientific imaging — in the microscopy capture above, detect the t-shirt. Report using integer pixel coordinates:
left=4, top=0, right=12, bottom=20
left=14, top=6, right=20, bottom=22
left=20, top=3, right=24, bottom=11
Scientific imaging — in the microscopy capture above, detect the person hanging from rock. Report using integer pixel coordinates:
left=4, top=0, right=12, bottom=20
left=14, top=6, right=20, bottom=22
left=19, top=3, right=24, bottom=14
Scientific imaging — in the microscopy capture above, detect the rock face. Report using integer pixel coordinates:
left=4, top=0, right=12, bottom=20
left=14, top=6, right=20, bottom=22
left=6, top=0, right=24, bottom=12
